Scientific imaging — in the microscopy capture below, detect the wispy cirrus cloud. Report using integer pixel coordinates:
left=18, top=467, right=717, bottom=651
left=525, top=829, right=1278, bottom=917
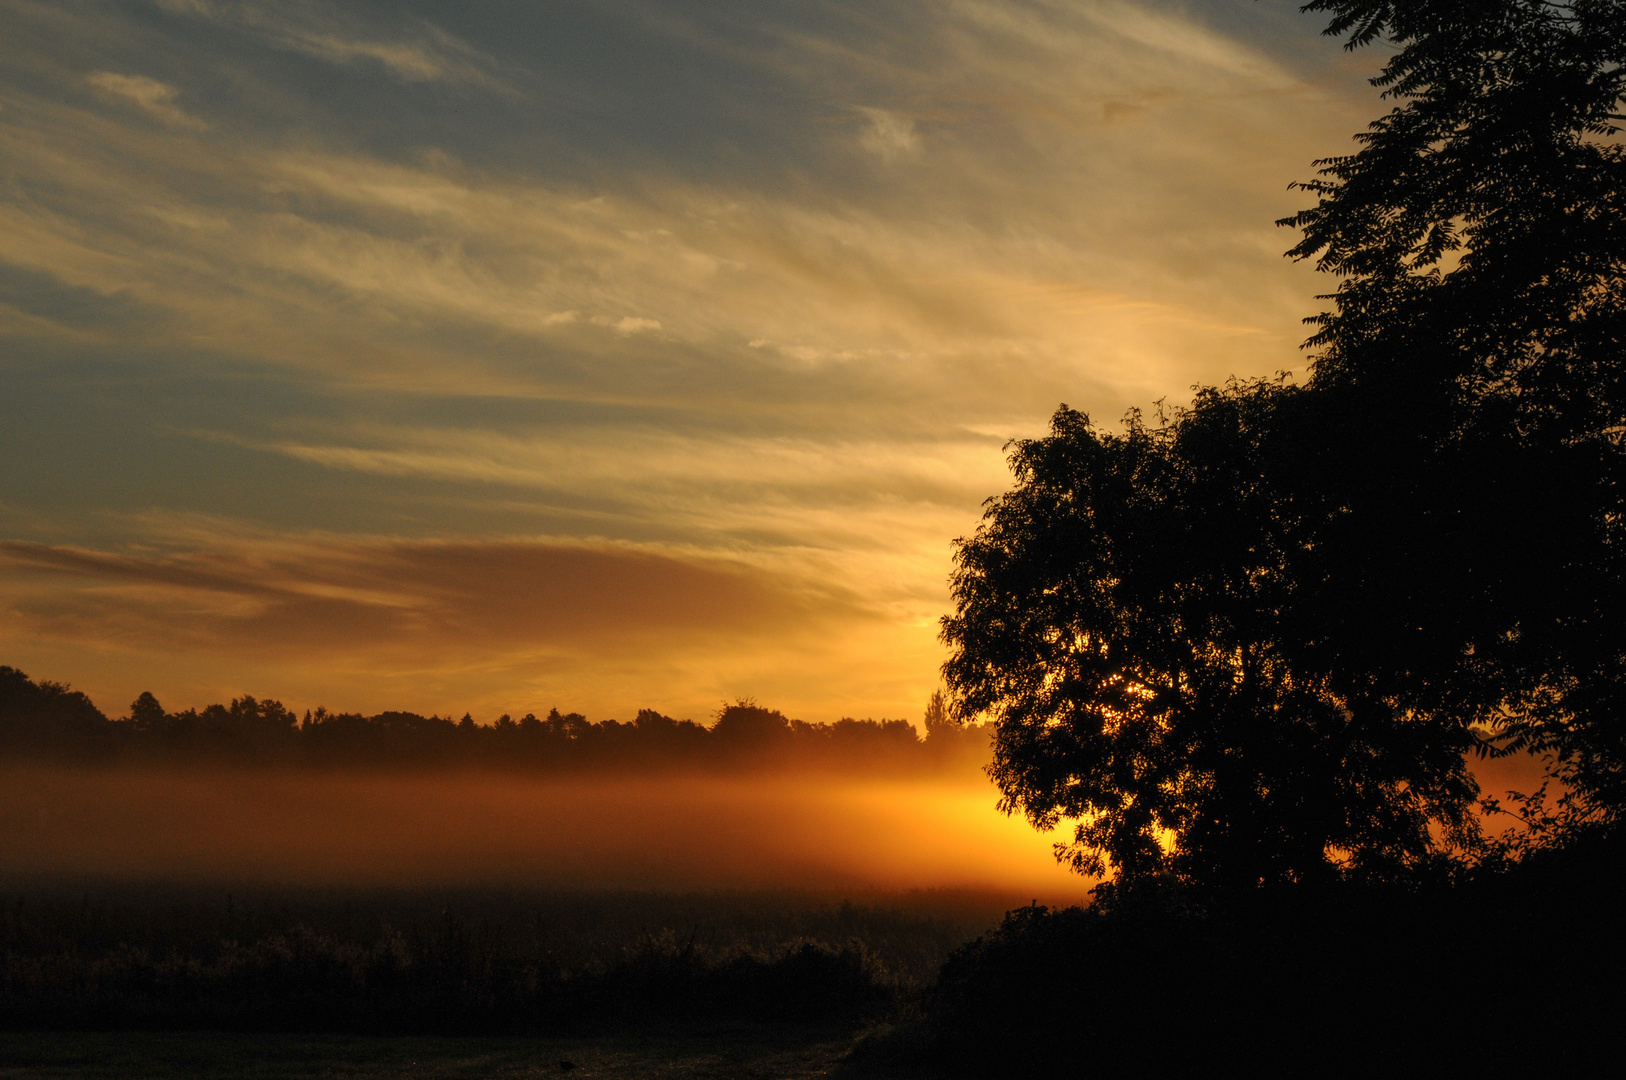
left=856, top=107, right=921, bottom=160
left=0, top=533, right=856, bottom=649
left=0, top=0, right=1378, bottom=718
left=86, top=71, right=207, bottom=128
left=152, top=0, right=510, bottom=89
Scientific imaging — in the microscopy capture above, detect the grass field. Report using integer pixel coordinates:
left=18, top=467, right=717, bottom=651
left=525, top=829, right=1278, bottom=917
left=0, top=880, right=1000, bottom=1079
left=0, top=1028, right=872, bottom=1080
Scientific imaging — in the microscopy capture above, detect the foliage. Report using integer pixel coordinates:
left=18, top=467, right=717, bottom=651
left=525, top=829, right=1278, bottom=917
left=942, top=390, right=1479, bottom=887
left=1287, top=0, right=1626, bottom=822
left=0, top=666, right=113, bottom=758
left=856, top=837, right=1626, bottom=1076
left=942, top=0, right=1626, bottom=888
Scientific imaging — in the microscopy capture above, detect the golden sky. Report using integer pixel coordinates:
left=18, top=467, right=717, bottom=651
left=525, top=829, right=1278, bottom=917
left=0, top=0, right=1380, bottom=725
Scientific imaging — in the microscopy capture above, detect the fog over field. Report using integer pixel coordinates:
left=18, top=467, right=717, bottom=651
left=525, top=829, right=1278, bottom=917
left=1, top=766, right=1086, bottom=899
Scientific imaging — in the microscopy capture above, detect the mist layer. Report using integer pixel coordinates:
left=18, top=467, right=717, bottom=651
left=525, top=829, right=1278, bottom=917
left=2, top=766, right=1087, bottom=900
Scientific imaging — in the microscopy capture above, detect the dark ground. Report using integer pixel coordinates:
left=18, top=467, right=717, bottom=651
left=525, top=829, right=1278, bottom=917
left=0, top=1028, right=868, bottom=1080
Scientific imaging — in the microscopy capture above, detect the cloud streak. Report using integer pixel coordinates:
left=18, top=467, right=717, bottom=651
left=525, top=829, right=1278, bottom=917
left=0, top=533, right=864, bottom=653
left=86, top=72, right=207, bottom=128
left=0, top=524, right=915, bottom=722
left=152, top=0, right=509, bottom=88
left=0, top=0, right=1380, bottom=720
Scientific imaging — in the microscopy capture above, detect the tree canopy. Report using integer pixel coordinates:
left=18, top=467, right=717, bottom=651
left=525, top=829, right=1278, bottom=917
left=943, top=0, right=1626, bottom=889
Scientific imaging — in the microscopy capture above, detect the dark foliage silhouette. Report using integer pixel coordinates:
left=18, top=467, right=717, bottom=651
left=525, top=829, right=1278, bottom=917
left=942, top=389, right=1481, bottom=889
left=0, top=666, right=115, bottom=760
left=1287, top=0, right=1626, bottom=827
left=0, top=887, right=1007, bottom=1035
left=942, top=0, right=1626, bottom=890
left=853, top=835, right=1626, bottom=1076
left=0, top=667, right=986, bottom=774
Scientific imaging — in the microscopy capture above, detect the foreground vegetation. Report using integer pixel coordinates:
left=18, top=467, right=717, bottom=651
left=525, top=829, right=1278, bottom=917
left=858, top=832, right=1626, bottom=1074
left=0, top=885, right=1002, bottom=1037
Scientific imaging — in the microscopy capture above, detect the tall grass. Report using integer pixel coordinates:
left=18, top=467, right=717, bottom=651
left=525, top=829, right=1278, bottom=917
left=0, top=882, right=1011, bottom=1034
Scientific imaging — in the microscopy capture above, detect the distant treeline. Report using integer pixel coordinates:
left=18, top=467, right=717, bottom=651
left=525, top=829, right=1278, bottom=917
left=0, top=666, right=988, bottom=772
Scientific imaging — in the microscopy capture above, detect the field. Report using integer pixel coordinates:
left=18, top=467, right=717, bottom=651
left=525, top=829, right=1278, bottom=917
left=0, top=879, right=1021, bottom=1077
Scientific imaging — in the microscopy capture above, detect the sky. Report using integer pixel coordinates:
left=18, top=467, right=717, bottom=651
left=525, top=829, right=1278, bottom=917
left=0, top=0, right=1383, bottom=725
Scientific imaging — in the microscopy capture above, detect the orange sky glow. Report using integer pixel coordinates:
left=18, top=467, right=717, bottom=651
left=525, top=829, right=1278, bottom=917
left=0, top=0, right=1382, bottom=730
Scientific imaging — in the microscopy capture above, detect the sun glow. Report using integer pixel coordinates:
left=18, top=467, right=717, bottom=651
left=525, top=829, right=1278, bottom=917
left=1, top=765, right=1088, bottom=899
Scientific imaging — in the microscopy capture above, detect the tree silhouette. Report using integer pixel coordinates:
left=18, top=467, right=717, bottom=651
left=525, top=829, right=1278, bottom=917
left=710, top=700, right=793, bottom=754
left=0, top=665, right=110, bottom=758
left=129, top=691, right=164, bottom=732
left=1288, top=0, right=1626, bottom=824
left=943, top=0, right=1626, bottom=888
left=923, top=690, right=952, bottom=741
left=942, top=390, right=1480, bottom=887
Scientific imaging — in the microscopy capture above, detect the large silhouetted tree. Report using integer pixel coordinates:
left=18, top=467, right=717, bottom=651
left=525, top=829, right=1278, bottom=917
left=944, top=0, right=1625, bottom=888
left=1289, top=0, right=1626, bottom=820
left=943, top=386, right=1482, bottom=888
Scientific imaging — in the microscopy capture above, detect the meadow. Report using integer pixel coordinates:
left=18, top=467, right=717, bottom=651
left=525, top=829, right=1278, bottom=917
left=0, top=877, right=1017, bottom=1080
